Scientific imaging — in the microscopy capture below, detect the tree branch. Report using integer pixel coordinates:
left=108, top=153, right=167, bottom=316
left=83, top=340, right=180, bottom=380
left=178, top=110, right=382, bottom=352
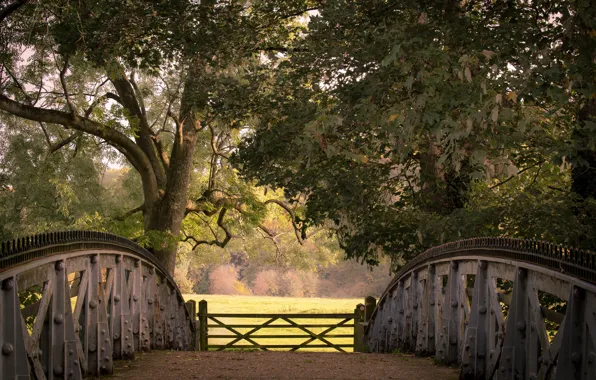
left=183, top=208, right=233, bottom=249
left=49, top=131, right=82, bottom=153
left=264, top=199, right=304, bottom=244
left=0, top=93, right=160, bottom=204
left=489, top=160, right=545, bottom=190
left=113, top=205, right=144, bottom=221
left=0, top=0, right=28, bottom=23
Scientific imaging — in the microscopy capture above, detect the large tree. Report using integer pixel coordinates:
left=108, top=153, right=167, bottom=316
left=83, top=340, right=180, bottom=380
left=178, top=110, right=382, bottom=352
left=234, top=0, right=596, bottom=267
left=0, top=0, right=318, bottom=273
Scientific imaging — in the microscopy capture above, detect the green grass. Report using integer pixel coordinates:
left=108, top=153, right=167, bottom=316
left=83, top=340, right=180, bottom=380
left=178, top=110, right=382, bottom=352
left=183, top=294, right=362, bottom=352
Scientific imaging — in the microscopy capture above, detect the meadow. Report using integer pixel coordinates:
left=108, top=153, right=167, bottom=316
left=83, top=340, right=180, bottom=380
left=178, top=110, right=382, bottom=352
left=183, top=294, right=363, bottom=352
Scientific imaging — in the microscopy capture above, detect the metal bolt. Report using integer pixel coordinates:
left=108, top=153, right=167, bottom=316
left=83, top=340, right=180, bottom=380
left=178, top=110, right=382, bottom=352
left=55, top=261, right=65, bottom=271
left=89, top=300, right=98, bottom=309
left=135, top=260, right=141, bottom=267
left=101, top=365, right=107, bottom=370
left=90, top=255, right=98, bottom=264
left=148, top=299, right=154, bottom=304
left=69, top=349, right=74, bottom=355
left=479, top=306, right=487, bottom=314
left=516, top=321, right=526, bottom=331
left=125, top=320, right=128, bottom=325
left=571, top=352, right=582, bottom=364
left=160, top=306, right=165, bottom=311
left=105, top=338, right=109, bottom=343
left=430, top=300, right=435, bottom=306
left=101, top=329, right=106, bottom=335
left=530, top=322, right=536, bottom=331
left=451, top=301, right=458, bottom=308
left=114, top=295, right=120, bottom=302
left=113, top=333, right=120, bottom=340
left=2, top=278, right=14, bottom=290
left=133, top=295, right=139, bottom=301
left=89, top=344, right=96, bottom=352
left=399, top=309, right=404, bottom=314
left=54, top=315, right=64, bottom=324
left=2, top=343, right=14, bottom=356
left=413, top=304, right=418, bottom=309
left=73, top=360, right=79, bottom=365
left=128, top=343, right=132, bottom=348
left=54, top=366, right=64, bottom=375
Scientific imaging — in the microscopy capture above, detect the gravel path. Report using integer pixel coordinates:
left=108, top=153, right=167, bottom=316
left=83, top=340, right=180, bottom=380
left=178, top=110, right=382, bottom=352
left=106, top=351, right=459, bottom=380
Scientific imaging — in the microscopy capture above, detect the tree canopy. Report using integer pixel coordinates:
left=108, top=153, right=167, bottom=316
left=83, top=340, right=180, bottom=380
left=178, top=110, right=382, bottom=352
left=1, top=0, right=595, bottom=273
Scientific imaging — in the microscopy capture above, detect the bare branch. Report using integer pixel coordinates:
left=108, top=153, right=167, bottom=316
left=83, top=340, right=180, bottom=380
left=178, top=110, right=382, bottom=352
left=113, top=205, right=144, bottom=221
left=49, top=131, right=82, bottom=153
left=183, top=208, right=233, bottom=249
left=58, top=56, right=76, bottom=115
left=264, top=199, right=304, bottom=244
left=489, top=160, right=545, bottom=190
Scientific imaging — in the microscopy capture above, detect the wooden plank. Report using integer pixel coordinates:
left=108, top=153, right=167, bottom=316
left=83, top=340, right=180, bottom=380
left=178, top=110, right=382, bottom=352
left=208, top=334, right=354, bottom=339
left=216, top=317, right=279, bottom=349
left=208, top=344, right=354, bottom=349
left=200, top=313, right=354, bottom=318
left=209, top=317, right=269, bottom=351
left=207, top=324, right=355, bottom=328
left=283, top=317, right=352, bottom=352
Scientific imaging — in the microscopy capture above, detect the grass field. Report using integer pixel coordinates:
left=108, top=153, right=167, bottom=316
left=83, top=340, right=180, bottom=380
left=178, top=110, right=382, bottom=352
left=183, top=294, right=362, bottom=352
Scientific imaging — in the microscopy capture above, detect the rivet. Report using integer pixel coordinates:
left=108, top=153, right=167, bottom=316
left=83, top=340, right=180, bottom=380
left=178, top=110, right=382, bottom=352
left=530, top=322, right=536, bottom=331
left=148, top=299, right=154, bottom=304
left=430, top=300, right=435, bottom=306
left=2, top=343, right=14, bottom=356
left=571, top=352, right=582, bottom=364
left=160, top=306, right=165, bottom=311
left=413, top=304, right=418, bottom=309
left=399, top=309, right=404, bottom=314
left=105, top=338, right=109, bottom=343
left=516, top=321, right=526, bottom=331
left=73, top=360, right=79, bottom=365
left=90, top=255, right=98, bottom=264
left=89, top=344, right=96, bottom=352
left=113, top=333, right=120, bottom=340
left=55, top=261, right=65, bottom=271
left=69, top=349, right=74, bottom=355
left=2, top=278, right=14, bottom=290
left=479, top=306, right=487, bottom=314
left=133, top=295, right=139, bottom=301
left=135, top=260, right=140, bottom=267
left=101, top=365, right=107, bottom=370
left=125, top=320, right=129, bottom=325
left=70, top=370, right=74, bottom=376
left=90, top=300, right=98, bottom=309
left=451, top=301, right=458, bottom=308
left=128, top=343, right=132, bottom=348
left=101, top=329, right=106, bottom=335
left=54, top=315, right=64, bottom=324
left=114, top=295, right=121, bottom=302
left=54, top=366, right=64, bottom=375
left=465, top=345, right=471, bottom=351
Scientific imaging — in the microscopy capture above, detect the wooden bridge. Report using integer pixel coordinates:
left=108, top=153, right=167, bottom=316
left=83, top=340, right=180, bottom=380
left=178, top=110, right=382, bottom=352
left=0, top=231, right=594, bottom=379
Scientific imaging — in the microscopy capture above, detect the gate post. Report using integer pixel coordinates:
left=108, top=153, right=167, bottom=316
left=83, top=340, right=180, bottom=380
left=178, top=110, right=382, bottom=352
left=364, top=296, right=376, bottom=322
left=198, top=300, right=208, bottom=351
left=185, top=300, right=198, bottom=351
left=354, top=303, right=365, bottom=352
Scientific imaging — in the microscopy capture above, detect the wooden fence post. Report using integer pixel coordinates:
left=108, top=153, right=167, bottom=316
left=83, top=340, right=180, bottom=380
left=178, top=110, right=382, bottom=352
left=364, top=295, right=376, bottom=322
left=198, top=300, right=208, bottom=351
left=185, top=300, right=198, bottom=351
left=354, top=303, right=365, bottom=352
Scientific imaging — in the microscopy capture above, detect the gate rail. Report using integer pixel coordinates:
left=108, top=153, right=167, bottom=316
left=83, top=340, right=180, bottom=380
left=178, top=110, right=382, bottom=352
left=196, top=301, right=362, bottom=352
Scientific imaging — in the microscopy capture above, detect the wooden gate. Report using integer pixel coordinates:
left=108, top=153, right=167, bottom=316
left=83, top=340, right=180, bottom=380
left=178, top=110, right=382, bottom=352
left=195, top=300, right=364, bottom=352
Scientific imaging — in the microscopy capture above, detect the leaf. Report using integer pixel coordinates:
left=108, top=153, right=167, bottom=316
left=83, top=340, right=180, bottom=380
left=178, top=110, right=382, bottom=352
left=482, top=50, right=496, bottom=59
left=466, top=118, right=473, bottom=134
left=464, top=67, right=472, bottom=83
left=481, top=81, right=487, bottom=95
left=507, top=91, right=517, bottom=103
left=491, top=106, right=499, bottom=122
left=388, top=113, right=400, bottom=122
left=495, top=94, right=503, bottom=105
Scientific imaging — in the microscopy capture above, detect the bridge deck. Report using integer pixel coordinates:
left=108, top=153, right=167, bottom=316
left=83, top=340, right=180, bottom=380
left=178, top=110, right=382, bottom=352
left=105, top=351, right=459, bottom=380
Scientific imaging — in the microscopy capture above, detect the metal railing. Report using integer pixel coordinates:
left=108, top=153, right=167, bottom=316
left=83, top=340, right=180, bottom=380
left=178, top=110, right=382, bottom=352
left=0, top=231, right=195, bottom=380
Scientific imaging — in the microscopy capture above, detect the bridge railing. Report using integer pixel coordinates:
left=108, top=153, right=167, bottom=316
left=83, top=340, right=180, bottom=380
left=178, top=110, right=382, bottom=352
left=365, top=237, right=596, bottom=380
left=0, top=230, right=195, bottom=380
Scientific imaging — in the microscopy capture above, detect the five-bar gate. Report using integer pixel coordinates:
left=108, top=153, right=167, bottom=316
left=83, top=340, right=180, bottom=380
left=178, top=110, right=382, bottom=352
left=195, top=300, right=363, bottom=352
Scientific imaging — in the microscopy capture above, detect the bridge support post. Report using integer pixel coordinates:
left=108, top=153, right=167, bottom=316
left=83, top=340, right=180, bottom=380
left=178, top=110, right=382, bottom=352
left=354, top=304, right=365, bottom=352
left=461, top=260, right=489, bottom=379
left=0, top=276, right=30, bottom=380
left=199, top=300, right=208, bottom=351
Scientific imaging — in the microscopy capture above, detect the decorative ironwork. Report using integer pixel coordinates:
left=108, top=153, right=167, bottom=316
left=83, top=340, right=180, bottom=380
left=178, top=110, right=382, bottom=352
left=0, top=231, right=194, bottom=380
left=365, top=237, right=596, bottom=380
